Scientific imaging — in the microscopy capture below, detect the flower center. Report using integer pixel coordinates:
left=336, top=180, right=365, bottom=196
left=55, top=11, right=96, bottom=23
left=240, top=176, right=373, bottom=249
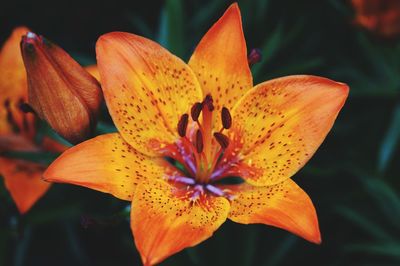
left=159, top=95, right=243, bottom=201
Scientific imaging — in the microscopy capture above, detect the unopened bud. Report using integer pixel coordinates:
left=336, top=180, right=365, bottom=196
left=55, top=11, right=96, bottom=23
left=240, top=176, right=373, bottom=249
left=20, top=32, right=103, bottom=144
left=248, top=48, right=262, bottom=67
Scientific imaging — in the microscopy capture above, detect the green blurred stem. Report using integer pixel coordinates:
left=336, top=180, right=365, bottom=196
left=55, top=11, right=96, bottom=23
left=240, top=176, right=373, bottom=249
left=14, top=225, right=32, bottom=266
left=262, top=235, right=297, bottom=266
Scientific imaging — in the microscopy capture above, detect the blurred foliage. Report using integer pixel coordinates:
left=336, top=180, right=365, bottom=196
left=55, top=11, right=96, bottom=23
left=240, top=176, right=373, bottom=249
left=1, top=0, right=400, bottom=265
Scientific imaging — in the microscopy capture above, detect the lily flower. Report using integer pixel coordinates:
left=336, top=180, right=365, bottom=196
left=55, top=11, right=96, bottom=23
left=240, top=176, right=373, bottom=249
left=20, top=32, right=103, bottom=144
left=44, top=3, right=348, bottom=265
left=0, top=27, right=97, bottom=214
left=0, top=27, right=67, bottom=214
left=351, top=0, right=400, bottom=38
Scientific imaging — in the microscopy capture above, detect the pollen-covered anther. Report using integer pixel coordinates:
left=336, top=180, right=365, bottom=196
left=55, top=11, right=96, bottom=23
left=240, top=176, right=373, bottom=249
left=214, top=132, right=230, bottom=149
left=177, top=114, right=189, bottom=137
left=221, top=107, right=232, bottom=129
left=191, top=102, right=203, bottom=121
left=195, top=129, right=204, bottom=153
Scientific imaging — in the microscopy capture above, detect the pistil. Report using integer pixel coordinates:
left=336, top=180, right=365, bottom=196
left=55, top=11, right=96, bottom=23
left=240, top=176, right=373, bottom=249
left=172, top=95, right=239, bottom=200
left=201, top=95, right=214, bottom=167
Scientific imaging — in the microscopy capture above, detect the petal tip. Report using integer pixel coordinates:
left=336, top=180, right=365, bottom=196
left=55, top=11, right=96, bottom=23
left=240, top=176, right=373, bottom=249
left=227, top=2, right=240, bottom=13
left=309, top=228, right=322, bottom=245
left=223, top=2, right=242, bottom=23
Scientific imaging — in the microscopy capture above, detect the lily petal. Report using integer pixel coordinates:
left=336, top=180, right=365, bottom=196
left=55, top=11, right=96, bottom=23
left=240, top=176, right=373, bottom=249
left=0, top=157, right=49, bottom=214
left=44, top=133, right=169, bottom=201
left=0, top=27, right=36, bottom=142
left=96, top=32, right=203, bottom=156
left=85, top=65, right=100, bottom=81
left=231, top=75, right=348, bottom=186
left=228, top=179, right=321, bottom=244
left=131, top=178, right=230, bottom=266
left=189, top=3, right=252, bottom=129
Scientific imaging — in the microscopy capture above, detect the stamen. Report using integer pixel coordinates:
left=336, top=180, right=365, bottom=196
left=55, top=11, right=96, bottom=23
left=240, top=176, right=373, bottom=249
left=172, top=176, right=196, bottom=185
left=248, top=48, right=262, bottom=66
left=4, top=98, right=20, bottom=134
left=177, top=114, right=189, bottom=137
left=191, top=102, right=202, bottom=121
left=19, top=102, right=35, bottom=113
left=203, top=94, right=214, bottom=111
left=195, top=129, right=204, bottom=153
left=221, top=107, right=232, bottom=129
left=205, top=184, right=225, bottom=197
left=214, top=132, right=230, bottom=149
left=190, top=184, right=204, bottom=202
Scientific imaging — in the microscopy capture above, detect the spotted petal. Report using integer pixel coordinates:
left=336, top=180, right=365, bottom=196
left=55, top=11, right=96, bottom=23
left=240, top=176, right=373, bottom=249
left=189, top=3, right=252, bottom=129
left=231, top=75, right=349, bottom=186
left=96, top=32, right=203, bottom=156
left=131, top=178, right=230, bottom=266
left=0, top=27, right=36, bottom=144
left=228, top=179, right=321, bottom=244
left=0, top=157, right=50, bottom=214
left=44, top=133, right=170, bottom=201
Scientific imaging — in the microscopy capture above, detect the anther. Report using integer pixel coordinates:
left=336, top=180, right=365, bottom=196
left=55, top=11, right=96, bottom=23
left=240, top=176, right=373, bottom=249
left=248, top=48, right=262, bottom=67
left=19, top=100, right=35, bottom=114
left=195, top=129, right=204, bottom=153
left=214, top=132, right=230, bottom=149
left=4, top=99, right=10, bottom=108
left=191, top=102, right=202, bottom=121
left=221, top=107, right=232, bottom=129
left=203, top=95, right=214, bottom=111
left=177, top=114, right=189, bottom=137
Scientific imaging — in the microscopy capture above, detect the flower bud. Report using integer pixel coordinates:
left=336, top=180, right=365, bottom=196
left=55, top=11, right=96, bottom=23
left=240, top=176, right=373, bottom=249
left=247, top=48, right=262, bottom=67
left=352, top=0, right=400, bottom=38
left=20, top=32, right=103, bottom=144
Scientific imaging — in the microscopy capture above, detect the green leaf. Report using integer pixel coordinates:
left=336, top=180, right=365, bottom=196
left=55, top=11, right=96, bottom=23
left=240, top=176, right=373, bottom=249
left=26, top=204, right=81, bottom=225
left=240, top=227, right=258, bottom=266
left=360, top=177, right=400, bottom=226
left=336, top=206, right=393, bottom=241
left=378, top=103, right=400, bottom=174
left=251, top=22, right=284, bottom=78
left=0, top=229, right=8, bottom=266
left=185, top=247, right=202, bottom=265
left=13, top=225, right=32, bottom=266
left=189, top=1, right=226, bottom=29
left=345, top=242, right=400, bottom=260
left=95, top=121, right=117, bottom=134
left=262, top=235, right=297, bottom=266
left=163, top=0, right=185, bottom=58
left=125, top=14, right=155, bottom=38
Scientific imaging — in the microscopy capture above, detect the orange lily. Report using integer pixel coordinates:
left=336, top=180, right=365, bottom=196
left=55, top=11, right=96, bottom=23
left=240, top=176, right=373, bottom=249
left=352, top=0, right=400, bottom=37
left=0, top=27, right=95, bottom=213
left=44, top=3, right=348, bottom=265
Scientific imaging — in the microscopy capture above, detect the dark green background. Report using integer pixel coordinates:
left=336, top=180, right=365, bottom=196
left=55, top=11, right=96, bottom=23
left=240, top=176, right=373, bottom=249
left=1, top=0, right=400, bottom=265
